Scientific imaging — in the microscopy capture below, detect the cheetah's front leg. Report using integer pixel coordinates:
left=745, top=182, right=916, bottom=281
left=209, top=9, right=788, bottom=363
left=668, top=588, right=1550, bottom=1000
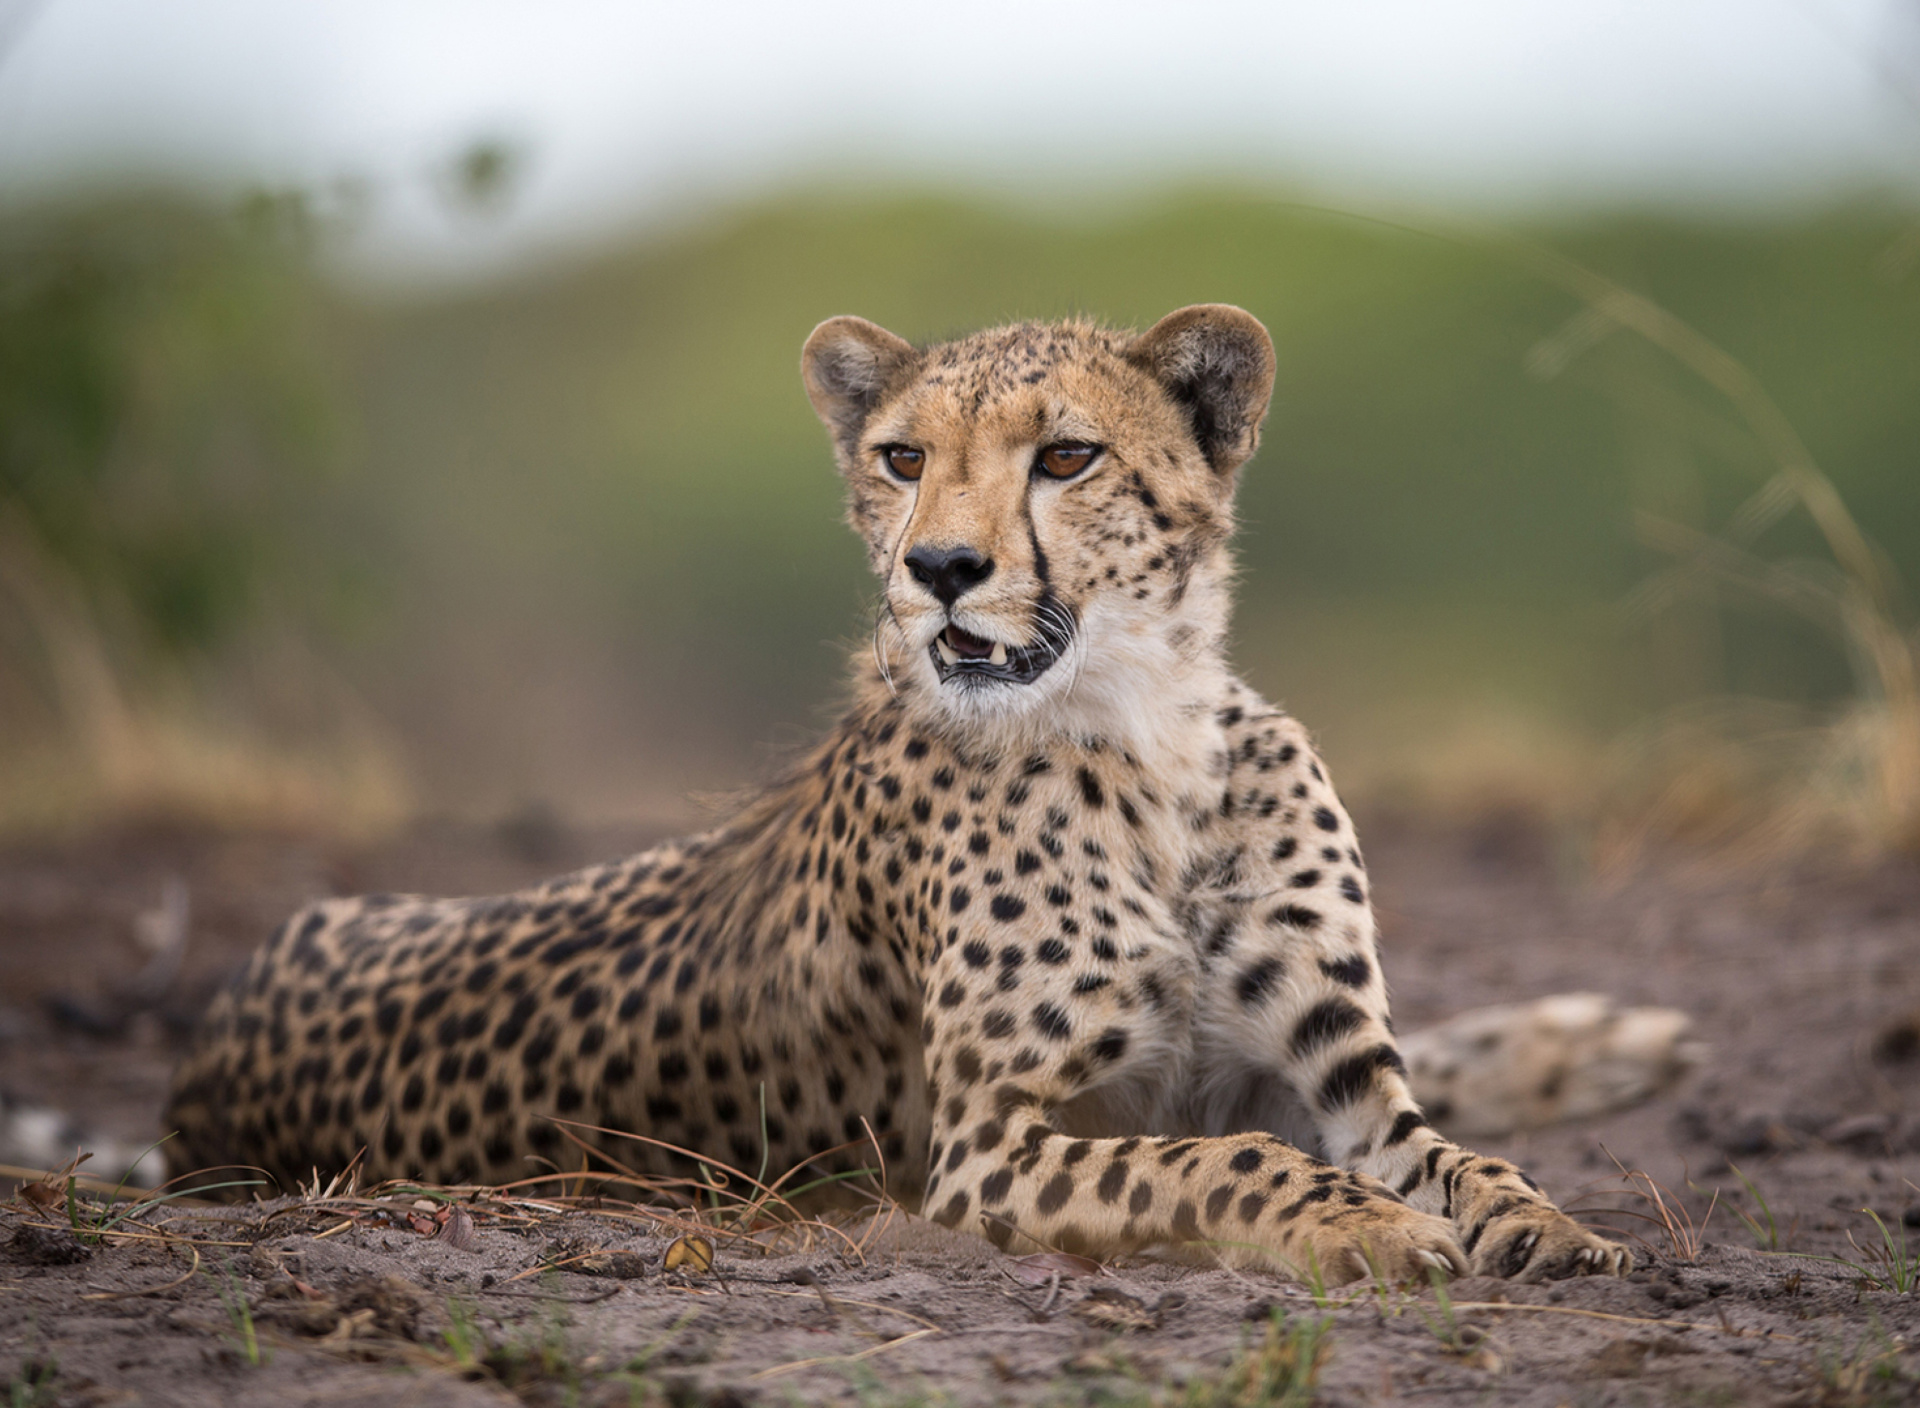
left=1197, top=702, right=1630, bottom=1281
left=916, top=919, right=1465, bottom=1284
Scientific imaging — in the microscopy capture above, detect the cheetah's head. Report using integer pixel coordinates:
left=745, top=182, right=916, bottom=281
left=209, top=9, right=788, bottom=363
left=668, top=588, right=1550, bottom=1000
left=802, top=306, right=1274, bottom=745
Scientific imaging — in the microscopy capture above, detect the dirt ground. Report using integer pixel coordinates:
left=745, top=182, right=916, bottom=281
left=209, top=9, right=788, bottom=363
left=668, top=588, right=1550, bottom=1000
left=2, top=811, right=1918, bottom=1407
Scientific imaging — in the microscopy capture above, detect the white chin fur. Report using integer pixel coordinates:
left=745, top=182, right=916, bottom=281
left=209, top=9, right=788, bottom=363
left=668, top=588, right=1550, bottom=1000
left=891, top=583, right=1231, bottom=769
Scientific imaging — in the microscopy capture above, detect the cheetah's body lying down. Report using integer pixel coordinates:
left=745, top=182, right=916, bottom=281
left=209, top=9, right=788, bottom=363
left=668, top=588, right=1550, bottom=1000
left=169, top=306, right=1685, bottom=1282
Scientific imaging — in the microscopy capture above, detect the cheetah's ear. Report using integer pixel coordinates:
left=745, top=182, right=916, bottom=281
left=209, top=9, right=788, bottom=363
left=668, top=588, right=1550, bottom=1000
left=801, top=316, right=918, bottom=458
left=1125, top=304, right=1276, bottom=475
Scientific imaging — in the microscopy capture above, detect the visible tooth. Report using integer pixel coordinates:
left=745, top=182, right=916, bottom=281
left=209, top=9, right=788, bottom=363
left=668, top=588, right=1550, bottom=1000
left=936, top=637, right=959, bottom=666
left=988, top=641, right=1008, bottom=666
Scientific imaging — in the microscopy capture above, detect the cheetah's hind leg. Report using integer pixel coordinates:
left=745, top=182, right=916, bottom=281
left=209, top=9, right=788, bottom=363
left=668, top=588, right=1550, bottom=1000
left=1401, top=993, right=1702, bottom=1139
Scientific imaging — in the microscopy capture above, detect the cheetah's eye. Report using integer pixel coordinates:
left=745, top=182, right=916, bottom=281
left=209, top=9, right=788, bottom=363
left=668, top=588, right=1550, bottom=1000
left=1036, top=443, right=1100, bottom=480
left=881, top=446, right=925, bottom=481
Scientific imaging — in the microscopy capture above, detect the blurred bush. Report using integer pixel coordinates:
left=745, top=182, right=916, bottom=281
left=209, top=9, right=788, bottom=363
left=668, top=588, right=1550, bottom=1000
left=0, top=195, right=402, bottom=833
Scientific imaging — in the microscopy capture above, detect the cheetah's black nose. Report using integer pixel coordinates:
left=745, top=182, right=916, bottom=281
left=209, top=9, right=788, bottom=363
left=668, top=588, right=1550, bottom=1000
left=904, top=544, right=994, bottom=606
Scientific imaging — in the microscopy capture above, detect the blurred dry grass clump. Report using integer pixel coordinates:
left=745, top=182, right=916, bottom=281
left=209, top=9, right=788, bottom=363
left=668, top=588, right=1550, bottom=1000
left=1511, top=235, right=1920, bottom=866
left=0, top=195, right=404, bottom=836
left=0, top=187, right=1915, bottom=863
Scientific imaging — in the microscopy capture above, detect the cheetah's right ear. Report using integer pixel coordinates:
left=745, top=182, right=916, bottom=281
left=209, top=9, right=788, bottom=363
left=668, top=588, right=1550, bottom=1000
left=1125, top=304, right=1276, bottom=475
left=801, top=316, right=918, bottom=457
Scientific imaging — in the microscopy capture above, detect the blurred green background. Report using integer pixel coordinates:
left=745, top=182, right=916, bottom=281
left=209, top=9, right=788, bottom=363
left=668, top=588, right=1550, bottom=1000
left=2, top=187, right=1916, bottom=845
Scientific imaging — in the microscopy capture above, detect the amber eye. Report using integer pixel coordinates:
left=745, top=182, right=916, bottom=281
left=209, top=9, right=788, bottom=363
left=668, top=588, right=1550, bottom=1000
left=882, top=446, right=924, bottom=481
left=1036, top=443, right=1100, bottom=479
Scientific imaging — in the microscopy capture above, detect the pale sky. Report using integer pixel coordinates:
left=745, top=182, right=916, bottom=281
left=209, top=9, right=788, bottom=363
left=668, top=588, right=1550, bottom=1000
left=1, top=0, right=1916, bottom=278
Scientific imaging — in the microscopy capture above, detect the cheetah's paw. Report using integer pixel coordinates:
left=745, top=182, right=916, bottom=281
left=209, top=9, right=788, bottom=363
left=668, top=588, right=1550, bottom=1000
left=1470, top=1205, right=1631, bottom=1281
left=1298, top=1202, right=1468, bottom=1287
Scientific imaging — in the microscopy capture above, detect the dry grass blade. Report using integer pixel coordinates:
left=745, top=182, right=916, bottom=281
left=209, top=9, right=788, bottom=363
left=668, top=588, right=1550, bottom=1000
left=1503, top=236, right=1920, bottom=861
left=1445, top=1301, right=1806, bottom=1343
left=1584, top=1149, right=1717, bottom=1263
left=1301, top=201, right=1920, bottom=863
left=79, top=1241, right=201, bottom=1301
left=747, top=1327, right=940, bottom=1382
left=538, top=1118, right=887, bottom=1261
left=1005, top=1251, right=1105, bottom=1284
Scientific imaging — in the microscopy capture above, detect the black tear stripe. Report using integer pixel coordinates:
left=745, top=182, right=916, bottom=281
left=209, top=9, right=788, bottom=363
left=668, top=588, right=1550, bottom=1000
left=1024, top=502, right=1051, bottom=587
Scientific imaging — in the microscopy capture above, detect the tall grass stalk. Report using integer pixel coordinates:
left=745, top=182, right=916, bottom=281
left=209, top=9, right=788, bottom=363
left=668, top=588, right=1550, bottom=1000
left=1510, top=233, right=1920, bottom=859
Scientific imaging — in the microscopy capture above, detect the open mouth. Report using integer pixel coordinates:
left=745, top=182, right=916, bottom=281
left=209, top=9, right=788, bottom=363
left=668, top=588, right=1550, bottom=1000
left=928, top=605, right=1073, bottom=687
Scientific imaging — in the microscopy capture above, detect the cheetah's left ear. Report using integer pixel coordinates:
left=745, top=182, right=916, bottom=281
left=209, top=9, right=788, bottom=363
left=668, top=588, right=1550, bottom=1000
left=1125, top=304, right=1275, bottom=475
left=801, top=316, right=919, bottom=460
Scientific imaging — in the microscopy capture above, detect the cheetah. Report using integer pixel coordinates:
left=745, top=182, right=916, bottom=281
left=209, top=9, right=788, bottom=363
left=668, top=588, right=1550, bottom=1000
left=167, top=305, right=1653, bottom=1284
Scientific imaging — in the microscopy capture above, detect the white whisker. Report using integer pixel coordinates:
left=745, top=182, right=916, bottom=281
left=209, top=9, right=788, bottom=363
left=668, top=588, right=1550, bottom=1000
left=870, top=607, right=897, bottom=697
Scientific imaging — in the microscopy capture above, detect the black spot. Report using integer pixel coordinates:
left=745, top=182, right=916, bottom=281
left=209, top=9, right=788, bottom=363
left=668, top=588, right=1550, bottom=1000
left=1076, top=768, right=1105, bottom=808
left=1271, top=836, right=1296, bottom=861
left=1319, top=954, right=1371, bottom=987
left=1313, top=807, right=1339, bottom=832
left=1036, top=1172, right=1074, bottom=1215
left=980, top=1168, right=1013, bottom=1204
left=1170, top=1200, right=1200, bottom=1240
left=1037, top=938, right=1069, bottom=965
left=1340, top=875, right=1366, bottom=904
left=1290, top=998, right=1365, bottom=1057
left=1289, top=869, right=1321, bottom=889
left=1229, top=1147, right=1263, bottom=1174
left=1097, top=1161, right=1128, bottom=1203
left=1269, top=904, right=1320, bottom=930
left=1318, top=1045, right=1407, bottom=1111
left=1091, top=1028, right=1128, bottom=1063
left=1032, top=1004, right=1071, bottom=1040
left=982, top=1010, right=1017, bottom=1039
left=1235, top=958, right=1283, bottom=1006
left=950, top=886, right=971, bottom=914
left=990, top=893, right=1027, bottom=922
left=1383, top=1110, right=1428, bottom=1148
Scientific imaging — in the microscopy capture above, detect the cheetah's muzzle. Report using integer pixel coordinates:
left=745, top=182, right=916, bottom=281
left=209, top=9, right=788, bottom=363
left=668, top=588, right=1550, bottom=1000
left=929, top=595, right=1074, bottom=687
